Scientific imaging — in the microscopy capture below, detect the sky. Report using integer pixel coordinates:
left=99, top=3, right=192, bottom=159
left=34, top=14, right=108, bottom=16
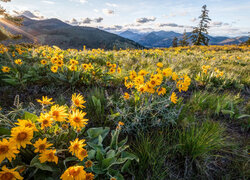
left=1, top=0, right=250, bottom=37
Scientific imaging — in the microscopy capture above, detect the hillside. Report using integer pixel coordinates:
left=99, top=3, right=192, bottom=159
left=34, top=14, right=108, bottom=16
left=119, top=30, right=248, bottom=47
left=1, top=17, right=144, bottom=50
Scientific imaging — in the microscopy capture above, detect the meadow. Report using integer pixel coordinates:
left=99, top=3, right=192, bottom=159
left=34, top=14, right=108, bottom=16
left=0, top=44, right=249, bottom=180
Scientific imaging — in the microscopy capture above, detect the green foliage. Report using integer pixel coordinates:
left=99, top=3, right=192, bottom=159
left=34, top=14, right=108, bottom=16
left=179, top=30, right=189, bottom=47
left=180, top=91, right=246, bottom=122
left=86, top=87, right=109, bottom=127
left=130, top=132, right=169, bottom=179
left=175, top=121, right=226, bottom=178
left=191, top=5, right=211, bottom=45
left=86, top=127, right=139, bottom=180
left=172, top=37, right=178, bottom=47
left=110, top=94, right=180, bottom=134
left=177, top=121, right=225, bottom=160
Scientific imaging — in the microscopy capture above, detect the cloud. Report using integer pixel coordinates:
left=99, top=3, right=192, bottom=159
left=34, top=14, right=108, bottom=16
left=94, top=9, right=99, bottom=13
left=94, top=17, right=103, bottom=23
left=68, top=18, right=79, bottom=25
left=42, top=0, right=55, bottom=4
left=102, top=25, right=123, bottom=31
left=102, top=9, right=114, bottom=15
left=106, top=3, right=118, bottom=7
left=82, top=17, right=92, bottom=24
left=211, top=21, right=223, bottom=27
left=70, top=0, right=88, bottom=4
left=159, top=23, right=180, bottom=27
left=13, top=10, right=45, bottom=20
left=136, top=17, right=156, bottom=24
left=66, top=17, right=104, bottom=25
left=158, top=23, right=193, bottom=29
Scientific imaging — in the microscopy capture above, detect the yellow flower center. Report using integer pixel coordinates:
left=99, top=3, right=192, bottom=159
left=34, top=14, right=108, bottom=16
left=73, top=144, right=79, bottom=150
left=39, top=144, right=46, bottom=150
left=80, top=149, right=87, bottom=156
left=1, top=172, right=14, bottom=180
left=17, top=132, right=28, bottom=141
left=85, top=160, right=93, bottom=168
left=69, top=168, right=80, bottom=177
left=0, top=145, right=9, bottom=154
left=73, top=117, right=81, bottom=123
left=48, top=152, right=54, bottom=160
left=53, top=111, right=59, bottom=117
left=74, top=99, right=80, bottom=105
left=43, top=119, right=49, bottom=125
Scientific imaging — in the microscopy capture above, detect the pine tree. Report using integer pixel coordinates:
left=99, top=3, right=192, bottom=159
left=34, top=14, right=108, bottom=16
left=0, top=0, right=23, bottom=41
left=191, top=5, right=211, bottom=45
left=172, top=37, right=178, bottom=47
left=179, top=30, right=189, bottom=46
left=245, top=33, right=250, bottom=45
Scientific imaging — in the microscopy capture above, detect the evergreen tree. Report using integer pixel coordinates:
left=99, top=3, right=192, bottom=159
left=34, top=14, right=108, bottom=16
left=179, top=30, right=189, bottom=46
left=172, top=37, right=178, bottom=47
left=0, top=0, right=23, bottom=41
left=191, top=5, right=211, bottom=45
left=244, top=33, right=250, bottom=45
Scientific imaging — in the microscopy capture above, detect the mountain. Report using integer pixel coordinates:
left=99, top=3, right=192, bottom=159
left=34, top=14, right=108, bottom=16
left=119, top=30, right=248, bottom=48
left=1, top=17, right=144, bottom=50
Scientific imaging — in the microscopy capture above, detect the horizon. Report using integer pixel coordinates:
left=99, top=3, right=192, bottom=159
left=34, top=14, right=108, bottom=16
left=1, top=0, right=250, bottom=37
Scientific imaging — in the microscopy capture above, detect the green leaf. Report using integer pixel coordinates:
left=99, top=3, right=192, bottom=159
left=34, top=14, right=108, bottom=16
left=237, top=114, right=250, bottom=119
left=87, top=142, right=103, bottom=151
left=101, top=157, right=116, bottom=170
left=87, top=127, right=110, bottom=139
left=110, top=129, right=119, bottom=150
left=118, top=137, right=128, bottom=148
left=0, top=127, right=10, bottom=136
left=121, top=151, right=139, bottom=162
left=96, top=148, right=104, bottom=161
left=2, top=78, right=19, bottom=86
left=24, top=111, right=38, bottom=122
left=88, top=150, right=96, bottom=160
left=121, top=160, right=131, bottom=173
left=106, top=150, right=115, bottom=159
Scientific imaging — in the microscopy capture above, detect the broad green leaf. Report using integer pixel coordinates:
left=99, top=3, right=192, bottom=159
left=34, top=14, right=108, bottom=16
left=101, top=157, right=116, bottom=170
left=121, top=151, right=139, bottom=162
left=24, top=111, right=38, bottom=122
left=0, top=127, right=10, bottom=136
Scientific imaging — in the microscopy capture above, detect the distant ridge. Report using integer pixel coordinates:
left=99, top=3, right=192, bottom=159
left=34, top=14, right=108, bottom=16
left=119, top=30, right=248, bottom=48
left=1, top=16, right=144, bottom=50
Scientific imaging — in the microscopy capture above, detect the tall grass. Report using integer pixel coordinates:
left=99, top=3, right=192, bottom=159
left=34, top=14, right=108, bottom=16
left=130, top=132, right=169, bottom=180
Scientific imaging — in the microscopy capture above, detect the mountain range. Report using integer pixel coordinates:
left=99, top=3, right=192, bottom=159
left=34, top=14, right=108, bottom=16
left=1, top=16, right=143, bottom=50
left=1, top=16, right=248, bottom=49
left=119, top=30, right=249, bottom=48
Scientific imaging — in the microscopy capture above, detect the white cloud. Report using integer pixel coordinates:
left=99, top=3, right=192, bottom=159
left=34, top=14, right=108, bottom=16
left=102, top=9, right=114, bottom=15
left=106, top=3, right=118, bottom=7
left=42, top=0, right=55, bottom=4
left=70, top=0, right=88, bottom=4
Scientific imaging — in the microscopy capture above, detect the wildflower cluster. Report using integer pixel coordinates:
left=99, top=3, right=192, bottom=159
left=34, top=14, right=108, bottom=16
left=124, top=63, right=191, bottom=104
left=0, top=94, right=95, bottom=180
